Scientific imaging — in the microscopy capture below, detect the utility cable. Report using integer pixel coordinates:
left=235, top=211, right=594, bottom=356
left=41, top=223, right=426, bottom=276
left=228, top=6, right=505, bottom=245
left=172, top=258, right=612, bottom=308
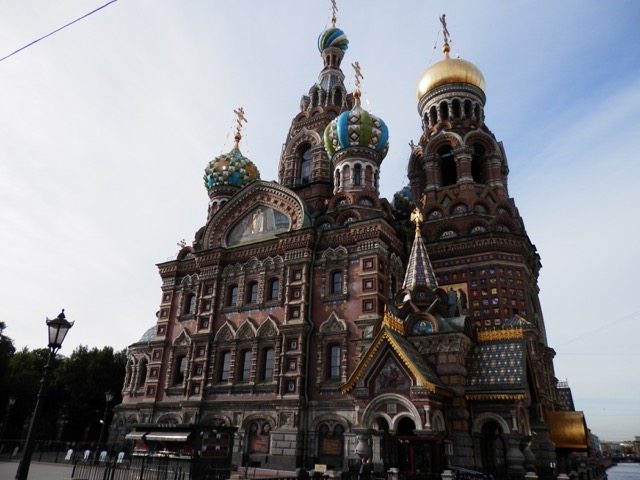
left=0, top=0, right=118, bottom=64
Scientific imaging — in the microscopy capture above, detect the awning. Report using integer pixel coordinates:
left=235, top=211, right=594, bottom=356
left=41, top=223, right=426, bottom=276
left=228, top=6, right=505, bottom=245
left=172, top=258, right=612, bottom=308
left=124, top=431, right=147, bottom=441
left=546, top=411, right=589, bottom=450
left=144, top=431, right=192, bottom=442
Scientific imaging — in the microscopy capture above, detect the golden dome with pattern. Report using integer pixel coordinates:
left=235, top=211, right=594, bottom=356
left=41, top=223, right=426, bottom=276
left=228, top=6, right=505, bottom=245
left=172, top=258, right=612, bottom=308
left=417, top=43, right=485, bottom=101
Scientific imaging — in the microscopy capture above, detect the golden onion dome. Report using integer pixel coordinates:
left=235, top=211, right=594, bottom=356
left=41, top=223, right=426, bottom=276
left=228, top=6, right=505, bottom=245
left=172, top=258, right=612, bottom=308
left=417, top=44, right=485, bottom=100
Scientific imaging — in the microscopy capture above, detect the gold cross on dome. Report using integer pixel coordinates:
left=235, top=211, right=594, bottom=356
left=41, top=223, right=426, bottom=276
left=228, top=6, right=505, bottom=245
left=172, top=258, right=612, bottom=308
left=352, top=61, right=364, bottom=90
left=330, top=0, right=338, bottom=27
left=410, top=208, right=423, bottom=231
left=233, top=107, right=248, bottom=137
left=440, top=14, right=450, bottom=45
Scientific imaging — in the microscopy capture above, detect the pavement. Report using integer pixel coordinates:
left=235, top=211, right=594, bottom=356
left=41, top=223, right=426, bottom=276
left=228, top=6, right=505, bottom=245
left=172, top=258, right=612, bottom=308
left=0, top=461, right=73, bottom=480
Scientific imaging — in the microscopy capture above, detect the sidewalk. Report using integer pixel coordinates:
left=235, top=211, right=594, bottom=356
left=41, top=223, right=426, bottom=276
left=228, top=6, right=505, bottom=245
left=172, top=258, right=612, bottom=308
left=0, top=460, right=73, bottom=480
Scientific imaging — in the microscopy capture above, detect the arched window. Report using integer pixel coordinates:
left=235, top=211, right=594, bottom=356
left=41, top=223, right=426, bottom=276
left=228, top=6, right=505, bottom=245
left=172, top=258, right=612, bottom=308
left=185, top=294, right=196, bottom=314
left=240, top=350, right=252, bottom=382
left=471, top=144, right=487, bottom=184
left=174, top=355, right=187, bottom=385
left=300, top=146, right=312, bottom=184
left=429, top=106, right=437, bottom=126
left=228, top=285, right=238, bottom=306
left=247, top=282, right=259, bottom=304
left=354, top=164, right=362, bottom=186
left=263, top=348, right=275, bottom=381
left=138, top=358, right=148, bottom=387
left=219, top=352, right=231, bottom=381
left=330, top=271, right=343, bottom=294
left=328, top=344, right=341, bottom=380
left=438, top=145, right=456, bottom=186
left=268, top=278, right=280, bottom=301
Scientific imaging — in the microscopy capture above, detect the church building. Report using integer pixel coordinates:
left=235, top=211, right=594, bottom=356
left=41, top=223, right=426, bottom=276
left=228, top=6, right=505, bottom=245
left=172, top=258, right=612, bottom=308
left=112, top=10, right=584, bottom=480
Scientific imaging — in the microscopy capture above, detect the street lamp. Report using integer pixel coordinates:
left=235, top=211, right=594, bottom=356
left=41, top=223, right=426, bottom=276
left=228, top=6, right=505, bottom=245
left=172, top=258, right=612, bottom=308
left=14, top=310, right=73, bottom=480
left=96, top=391, right=114, bottom=462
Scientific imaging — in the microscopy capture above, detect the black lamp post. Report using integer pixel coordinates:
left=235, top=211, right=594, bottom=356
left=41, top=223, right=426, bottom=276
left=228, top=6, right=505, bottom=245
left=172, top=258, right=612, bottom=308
left=14, top=310, right=73, bottom=480
left=96, top=391, right=114, bottom=462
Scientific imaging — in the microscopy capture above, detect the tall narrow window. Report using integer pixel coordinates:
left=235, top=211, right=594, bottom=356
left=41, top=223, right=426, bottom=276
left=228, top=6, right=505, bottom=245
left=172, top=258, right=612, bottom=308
left=220, top=352, right=231, bottom=381
left=138, top=358, right=148, bottom=387
left=439, top=145, right=456, bottom=186
left=331, top=271, right=343, bottom=294
left=328, top=345, right=341, bottom=380
left=174, top=355, right=187, bottom=384
left=300, top=146, right=312, bottom=183
left=240, top=350, right=253, bottom=381
left=185, top=294, right=196, bottom=314
left=354, top=164, right=362, bottom=186
left=228, top=285, right=238, bottom=306
left=269, top=278, right=280, bottom=301
left=247, top=282, right=259, bottom=304
left=263, top=348, right=275, bottom=381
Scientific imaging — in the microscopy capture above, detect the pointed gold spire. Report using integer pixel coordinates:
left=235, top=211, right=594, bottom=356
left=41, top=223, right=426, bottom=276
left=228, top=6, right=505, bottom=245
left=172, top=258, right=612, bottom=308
left=410, top=207, right=423, bottom=233
left=352, top=61, right=363, bottom=107
left=232, top=107, right=248, bottom=149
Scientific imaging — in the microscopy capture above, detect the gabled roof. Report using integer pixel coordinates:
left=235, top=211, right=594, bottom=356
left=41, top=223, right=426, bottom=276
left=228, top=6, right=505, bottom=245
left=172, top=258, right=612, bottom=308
left=465, top=327, right=527, bottom=400
left=341, top=311, right=452, bottom=397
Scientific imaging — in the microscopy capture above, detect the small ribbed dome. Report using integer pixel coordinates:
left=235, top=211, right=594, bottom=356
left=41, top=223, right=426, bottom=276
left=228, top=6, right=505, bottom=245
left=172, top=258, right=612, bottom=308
left=417, top=45, right=485, bottom=100
left=204, top=145, right=260, bottom=190
left=318, top=27, right=348, bottom=52
left=323, top=105, right=389, bottom=159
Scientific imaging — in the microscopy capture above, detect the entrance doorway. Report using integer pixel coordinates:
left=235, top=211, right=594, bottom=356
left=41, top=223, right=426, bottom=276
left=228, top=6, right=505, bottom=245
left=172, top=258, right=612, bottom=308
left=480, top=421, right=506, bottom=479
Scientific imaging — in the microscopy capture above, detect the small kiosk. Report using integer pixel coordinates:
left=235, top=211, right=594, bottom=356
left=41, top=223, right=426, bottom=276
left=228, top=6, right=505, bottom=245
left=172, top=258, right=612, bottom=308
left=124, top=424, right=236, bottom=480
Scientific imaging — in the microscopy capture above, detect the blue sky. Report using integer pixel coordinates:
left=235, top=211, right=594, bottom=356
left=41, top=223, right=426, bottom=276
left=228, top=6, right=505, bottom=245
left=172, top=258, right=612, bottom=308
left=1, top=1, right=639, bottom=441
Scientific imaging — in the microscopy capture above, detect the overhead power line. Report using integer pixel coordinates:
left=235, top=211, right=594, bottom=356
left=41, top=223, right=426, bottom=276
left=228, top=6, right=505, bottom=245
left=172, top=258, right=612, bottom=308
left=0, top=0, right=118, bottom=64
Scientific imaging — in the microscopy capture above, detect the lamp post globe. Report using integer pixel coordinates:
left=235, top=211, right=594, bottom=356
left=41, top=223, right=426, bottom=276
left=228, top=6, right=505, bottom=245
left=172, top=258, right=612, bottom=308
left=14, top=310, right=73, bottom=480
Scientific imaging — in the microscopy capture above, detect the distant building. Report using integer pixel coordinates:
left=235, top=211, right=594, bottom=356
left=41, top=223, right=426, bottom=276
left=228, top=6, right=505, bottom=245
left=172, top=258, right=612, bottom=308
left=111, top=11, right=589, bottom=480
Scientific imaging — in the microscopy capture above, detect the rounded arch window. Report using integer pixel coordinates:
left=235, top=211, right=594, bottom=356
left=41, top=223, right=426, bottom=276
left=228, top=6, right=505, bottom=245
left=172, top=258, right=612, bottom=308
left=300, top=145, right=312, bottom=183
left=438, top=145, right=456, bottom=186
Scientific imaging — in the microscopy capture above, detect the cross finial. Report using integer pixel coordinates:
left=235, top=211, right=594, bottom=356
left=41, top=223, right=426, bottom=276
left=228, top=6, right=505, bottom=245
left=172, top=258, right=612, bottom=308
left=351, top=61, right=364, bottom=106
left=439, top=14, right=450, bottom=45
left=232, top=107, right=248, bottom=148
left=330, top=0, right=338, bottom=28
left=410, top=208, right=423, bottom=232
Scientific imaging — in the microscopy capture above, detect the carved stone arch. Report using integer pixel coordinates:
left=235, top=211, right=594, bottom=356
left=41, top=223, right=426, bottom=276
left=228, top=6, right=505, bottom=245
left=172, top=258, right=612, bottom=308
left=282, top=128, right=323, bottom=158
left=433, top=222, right=461, bottom=241
left=494, top=202, right=515, bottom=218
left=329, top=192, right=355, bottom=209
left=222, top=264, right=236, bottom=277
left=236, top=318, right=257, bottom=340
left=311, top=413, right=351, bottom=432
left=426, top=208, right=444, bottom=220
left=407, top=145, right=425, bottom=176
left=472, top=200, right=490, bottom=214
left=431, top=409, right=446, bottom=432
left=425, top=131, right=463, bottom=156
left=242, top=413, right=276, bottom=431
left=448, top=202, right=469, bottom=216
left=256, top=317, right=279, bottom=338
left=294, top=111, right=310, bottom=122
left=472, top=412, right=511, bottom=434
left=407, top=312, right=438, bottom=334
left=201, top=414, right=232, bottom=427
left=205, top=181, right=307, bottom=248
left=354, top=192, right=380, bottom=208
left=315, top=215, right=335, bottom=229
left=156, top=414, right=181, bottom=425
left=245, top=257, right=261, bottom=274
left=309, top=106, right=324, bottom=117
left=468, top=220, right=491, bottom=236
left=337, top=210, right=361, bottom=226
left=181, top=273, right=199, bottom=287
left=172, top=329, right=192, bottom=347
left=463, top=131, right=501, bottom=154
left=214, top=321, right=237, bottom=342
left=361, top=393, right=422, bottom=431
left=319, top=312, right=347, bottom=334
left=126, top=415, right=140, bottom=425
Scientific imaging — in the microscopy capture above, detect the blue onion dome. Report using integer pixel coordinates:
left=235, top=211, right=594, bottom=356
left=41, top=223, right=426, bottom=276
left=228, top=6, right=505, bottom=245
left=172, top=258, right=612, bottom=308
left=318, top=27, right=348, bottom=53
left=393, top=186, right=415, bottom=219
left=323, top=92, right=389, bottom=159
left=203, top=133, right=260, bottom=190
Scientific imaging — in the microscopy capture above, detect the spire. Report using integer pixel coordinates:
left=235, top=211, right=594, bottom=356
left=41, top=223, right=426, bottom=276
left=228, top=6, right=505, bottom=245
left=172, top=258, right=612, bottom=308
left=402, top=208, right=438, bottom=290
left=352, top=61, right=363, bottom=107
left=232, top=107, right=247, bottom=149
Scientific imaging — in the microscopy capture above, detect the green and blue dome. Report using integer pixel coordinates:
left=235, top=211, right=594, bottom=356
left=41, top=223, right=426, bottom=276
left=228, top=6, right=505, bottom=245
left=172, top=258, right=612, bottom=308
left=323, top=104, right=389, bottom=159
left=204, top=144, right=260, bottom=190
left=318, top=27, right=349, bottom=53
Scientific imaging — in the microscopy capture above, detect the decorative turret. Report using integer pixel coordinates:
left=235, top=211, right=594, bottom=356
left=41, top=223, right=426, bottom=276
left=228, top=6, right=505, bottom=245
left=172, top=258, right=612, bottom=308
left=204, top=108, right=260, bottom=218
left=324, top=62, right=389, bottom=196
